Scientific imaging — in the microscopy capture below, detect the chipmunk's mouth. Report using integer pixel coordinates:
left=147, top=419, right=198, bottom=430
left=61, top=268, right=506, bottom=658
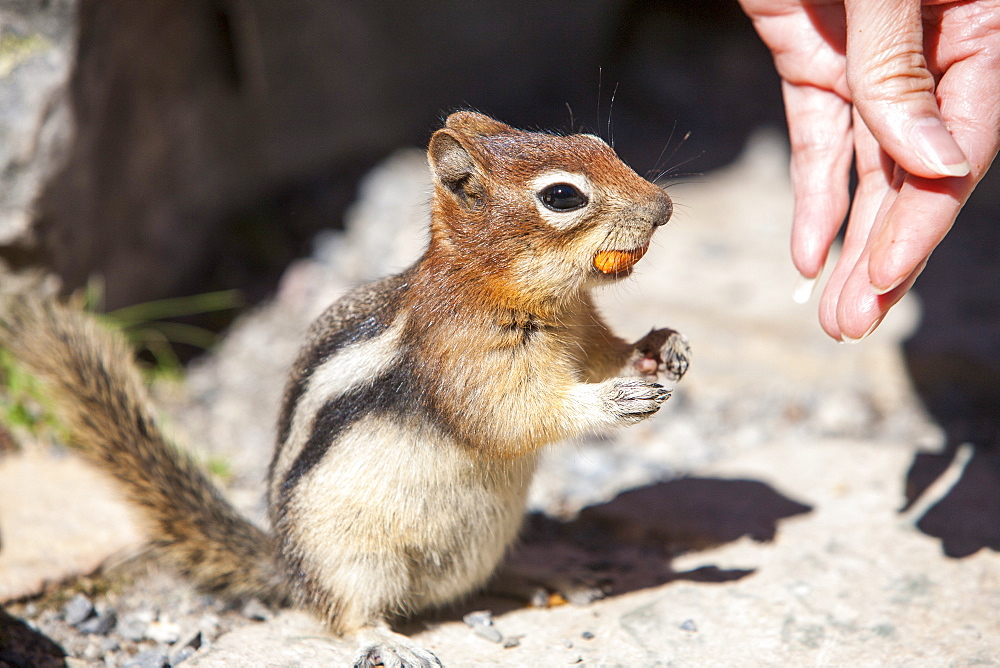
left=593, top=242, right=650, bottom=276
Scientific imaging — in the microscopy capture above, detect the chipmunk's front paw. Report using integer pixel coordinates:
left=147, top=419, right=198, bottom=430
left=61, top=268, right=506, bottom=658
left=632, top=328, right=691, bottom=382
left=603, top=378, right=671, bottom=424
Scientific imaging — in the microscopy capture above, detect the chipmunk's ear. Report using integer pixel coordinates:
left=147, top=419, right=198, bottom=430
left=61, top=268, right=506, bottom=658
left=428, top=129, right=486, bottom=211
left=443, top=111, right=512, bottom=137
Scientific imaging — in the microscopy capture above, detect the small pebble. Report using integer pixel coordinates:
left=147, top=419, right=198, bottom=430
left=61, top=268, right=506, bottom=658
left=78, top=608, right=117, bottom=635
left=528, top=588, right=550, bottom=608
left=581, top=630, right=595, bottom=640
left=172, top=629, right=203, bottom=652
left=240, top=598, right=273, bottom=622
left=82, top=635, right=119, bottom=661
left=118, top=610, right=153, bottom=642
left=198, top=613, right=220, bottom=639
left=63, top=593, right=95, bottom=626
left=169, top=628, right=203, bottom=665
left=501, top=636, right=522, bottom=649
left=124, top=648, right=169, bottom=668
left=462, top=610, right=503, bottom=643
left=145, top=618, right=182, bottom=645
left=680, top=619, right=698, bottom=633
left=169, top=646, right=197, bottom=666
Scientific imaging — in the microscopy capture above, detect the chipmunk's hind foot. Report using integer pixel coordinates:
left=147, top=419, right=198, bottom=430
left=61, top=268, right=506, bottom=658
left=353, top=625, right=442, bottom=668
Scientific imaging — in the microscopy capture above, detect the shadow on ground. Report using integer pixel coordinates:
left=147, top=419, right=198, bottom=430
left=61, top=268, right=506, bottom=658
left=901, top=166, right=1000, bottom=559
left=0, top=607, right=66, bottom=668
left=427, top=476, right=812, bottom=626
left=903, top=446, right=1000, bottom=558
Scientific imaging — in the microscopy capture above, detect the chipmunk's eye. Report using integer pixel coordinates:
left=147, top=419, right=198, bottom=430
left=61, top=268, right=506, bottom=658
left=539, top=183, right=588, bottom=211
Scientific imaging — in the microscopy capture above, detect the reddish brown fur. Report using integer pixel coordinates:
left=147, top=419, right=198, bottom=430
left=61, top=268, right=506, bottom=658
left=424, top=112, right=670, bottom=319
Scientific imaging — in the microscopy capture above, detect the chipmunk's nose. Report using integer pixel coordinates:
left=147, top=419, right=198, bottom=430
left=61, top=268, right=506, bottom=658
left=652, top=190, right=673, bottom=227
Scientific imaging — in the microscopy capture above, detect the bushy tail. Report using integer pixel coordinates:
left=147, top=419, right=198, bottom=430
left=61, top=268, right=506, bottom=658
left=0, top=295, right=289, bottom=604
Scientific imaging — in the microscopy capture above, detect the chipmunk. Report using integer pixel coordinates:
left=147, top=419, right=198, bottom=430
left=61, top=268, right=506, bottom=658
left=0, top=111, right=690, bottom=667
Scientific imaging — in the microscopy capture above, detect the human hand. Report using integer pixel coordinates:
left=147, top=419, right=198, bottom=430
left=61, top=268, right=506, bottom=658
left=738, top=0, right=1000, bottom=341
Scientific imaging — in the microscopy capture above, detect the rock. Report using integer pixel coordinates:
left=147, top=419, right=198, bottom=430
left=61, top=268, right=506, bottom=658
left=1, top=2, right=649, bottom=309
left=61, top=593, right=94, bottom=626
left=0, top=446, right=143, bottom=602
left=170, top=647, right=197, bottom=666
left=184, top=611, right=357, bottom=666
left=0, top=0, right=76, bottom=248
left=196, top=614, right=220, bottom=641
left=813, top=390, right=878, bottom=437
left=145, top=618, right=181, bottom=645
left=77, top=607, right=116, bottom=635
left=239, top=598, right=272, bottom=622
left=118, top=610, right=154, bottom=643
left=462, top=610, right=503, bottom=644
left=124, top=648, right=169, bottom=668
left=81, top=635, right=118, bottom=661
left=331, top=149, right=430, bottom=284
left=169, top=629, right=203, bottom=666
left=173, top=629, right=203, bottom=650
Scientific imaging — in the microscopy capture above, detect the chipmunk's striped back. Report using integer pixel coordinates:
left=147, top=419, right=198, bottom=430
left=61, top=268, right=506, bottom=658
left=268, top=271, right=415, bottom=512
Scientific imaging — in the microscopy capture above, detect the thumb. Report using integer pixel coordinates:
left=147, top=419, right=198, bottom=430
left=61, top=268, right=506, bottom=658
left=844, top=0, right=970, bottom=178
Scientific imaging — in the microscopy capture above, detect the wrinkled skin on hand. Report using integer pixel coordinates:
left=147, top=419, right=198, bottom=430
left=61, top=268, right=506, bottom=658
left=738, top=0, right=1000, bottom=341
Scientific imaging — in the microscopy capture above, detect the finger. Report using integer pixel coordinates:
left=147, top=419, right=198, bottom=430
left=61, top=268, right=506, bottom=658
left=866, top=175, right=965, bottom=297
left=822, top=178, right=898, bottom=340
left=868, top=42, right=1000, bottom=292
left=836, top=161, right=955, bottom=338
left=784, top=81, right=854, bottom=281
left=838, top=257, right=927, bottom=342
left=844, top=0, right=971, bottom=179
left=817, top=109, right=894, bottom=340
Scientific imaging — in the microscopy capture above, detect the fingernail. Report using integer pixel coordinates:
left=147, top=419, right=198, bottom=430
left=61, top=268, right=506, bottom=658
left=872, top=257, right=929, bottom=296
left=793, top=273, right=819, bottom=304
left=871, top=276, right=904, bottom=296
left=911, top=118, right=970, bottom=177
left=839, top=318, right=883, bottom=344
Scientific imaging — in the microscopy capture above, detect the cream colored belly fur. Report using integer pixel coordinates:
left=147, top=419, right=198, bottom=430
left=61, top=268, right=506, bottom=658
left=285, top=415, right=538, bottom=623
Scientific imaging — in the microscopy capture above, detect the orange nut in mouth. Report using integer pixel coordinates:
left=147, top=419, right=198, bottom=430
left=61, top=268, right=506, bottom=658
left=593, top=243, right=650, bottom=275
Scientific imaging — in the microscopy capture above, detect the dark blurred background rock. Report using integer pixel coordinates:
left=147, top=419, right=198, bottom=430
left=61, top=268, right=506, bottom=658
left=0, top=0, right=780, bottom=307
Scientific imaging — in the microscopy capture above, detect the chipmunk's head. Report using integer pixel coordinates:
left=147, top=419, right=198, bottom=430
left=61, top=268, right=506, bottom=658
left=426, top=111, right=672, bottom=310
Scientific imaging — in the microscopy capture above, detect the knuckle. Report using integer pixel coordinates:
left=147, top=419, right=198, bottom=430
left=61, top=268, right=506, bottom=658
left=850, top=46, right=935, bottom=103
